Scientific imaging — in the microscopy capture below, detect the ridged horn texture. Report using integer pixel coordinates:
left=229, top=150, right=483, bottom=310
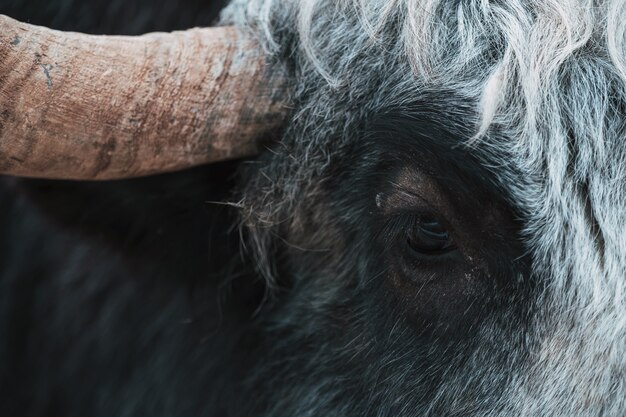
left=0, top=15, right=287, bottom=180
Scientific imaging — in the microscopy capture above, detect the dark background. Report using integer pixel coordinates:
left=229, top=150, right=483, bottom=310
left=0, top=0, right=227, bottom=34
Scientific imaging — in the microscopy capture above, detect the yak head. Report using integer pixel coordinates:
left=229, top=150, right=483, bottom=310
left=226, top=1, right=625, bottom=416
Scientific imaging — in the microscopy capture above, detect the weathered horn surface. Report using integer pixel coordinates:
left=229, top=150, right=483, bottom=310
left=0, top=15, right=288, bottom=180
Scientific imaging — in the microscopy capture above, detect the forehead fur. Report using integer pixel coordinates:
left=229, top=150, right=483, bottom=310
left=227, top=0, right=626, bottom=150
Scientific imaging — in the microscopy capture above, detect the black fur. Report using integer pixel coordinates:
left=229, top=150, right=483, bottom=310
left=0, top=165, right=267, bottom=416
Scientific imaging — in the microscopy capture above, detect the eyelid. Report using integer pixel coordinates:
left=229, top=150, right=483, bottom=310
left=375, top=189, right=459, bottom=251
left=378, top=211, right=451, bottom=246
left=375, top=189, right=433, bottom=215
left=374, top=170, right=460, bottom=245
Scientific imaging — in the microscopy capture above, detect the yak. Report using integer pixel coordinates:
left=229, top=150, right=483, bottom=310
left=0, top=0, right=624, bottom=416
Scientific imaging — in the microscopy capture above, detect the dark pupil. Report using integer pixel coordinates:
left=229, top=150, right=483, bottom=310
left=407, top=216, right=453, bottom=254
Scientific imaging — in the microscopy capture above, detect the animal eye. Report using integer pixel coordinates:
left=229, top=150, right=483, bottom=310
left=407, top=215, right=455, bottom=255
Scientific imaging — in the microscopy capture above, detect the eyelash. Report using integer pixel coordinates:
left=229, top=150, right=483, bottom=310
left=378, top=212, right=456, bottom=257
left=379, top=213, right=427, bottom=246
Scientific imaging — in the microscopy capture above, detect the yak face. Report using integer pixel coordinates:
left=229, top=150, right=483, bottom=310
left=238, top=99, right=534, bottom=417
left=238, top=105, right=533, bottom=416
left=226, top=0, right=626, bottom=416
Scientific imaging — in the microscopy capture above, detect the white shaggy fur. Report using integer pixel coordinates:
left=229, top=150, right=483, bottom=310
left=223, top=1, right=626, bottom=415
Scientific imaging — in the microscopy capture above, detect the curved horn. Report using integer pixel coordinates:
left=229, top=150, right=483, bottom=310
left=0, top=15, right=287, bottom=180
